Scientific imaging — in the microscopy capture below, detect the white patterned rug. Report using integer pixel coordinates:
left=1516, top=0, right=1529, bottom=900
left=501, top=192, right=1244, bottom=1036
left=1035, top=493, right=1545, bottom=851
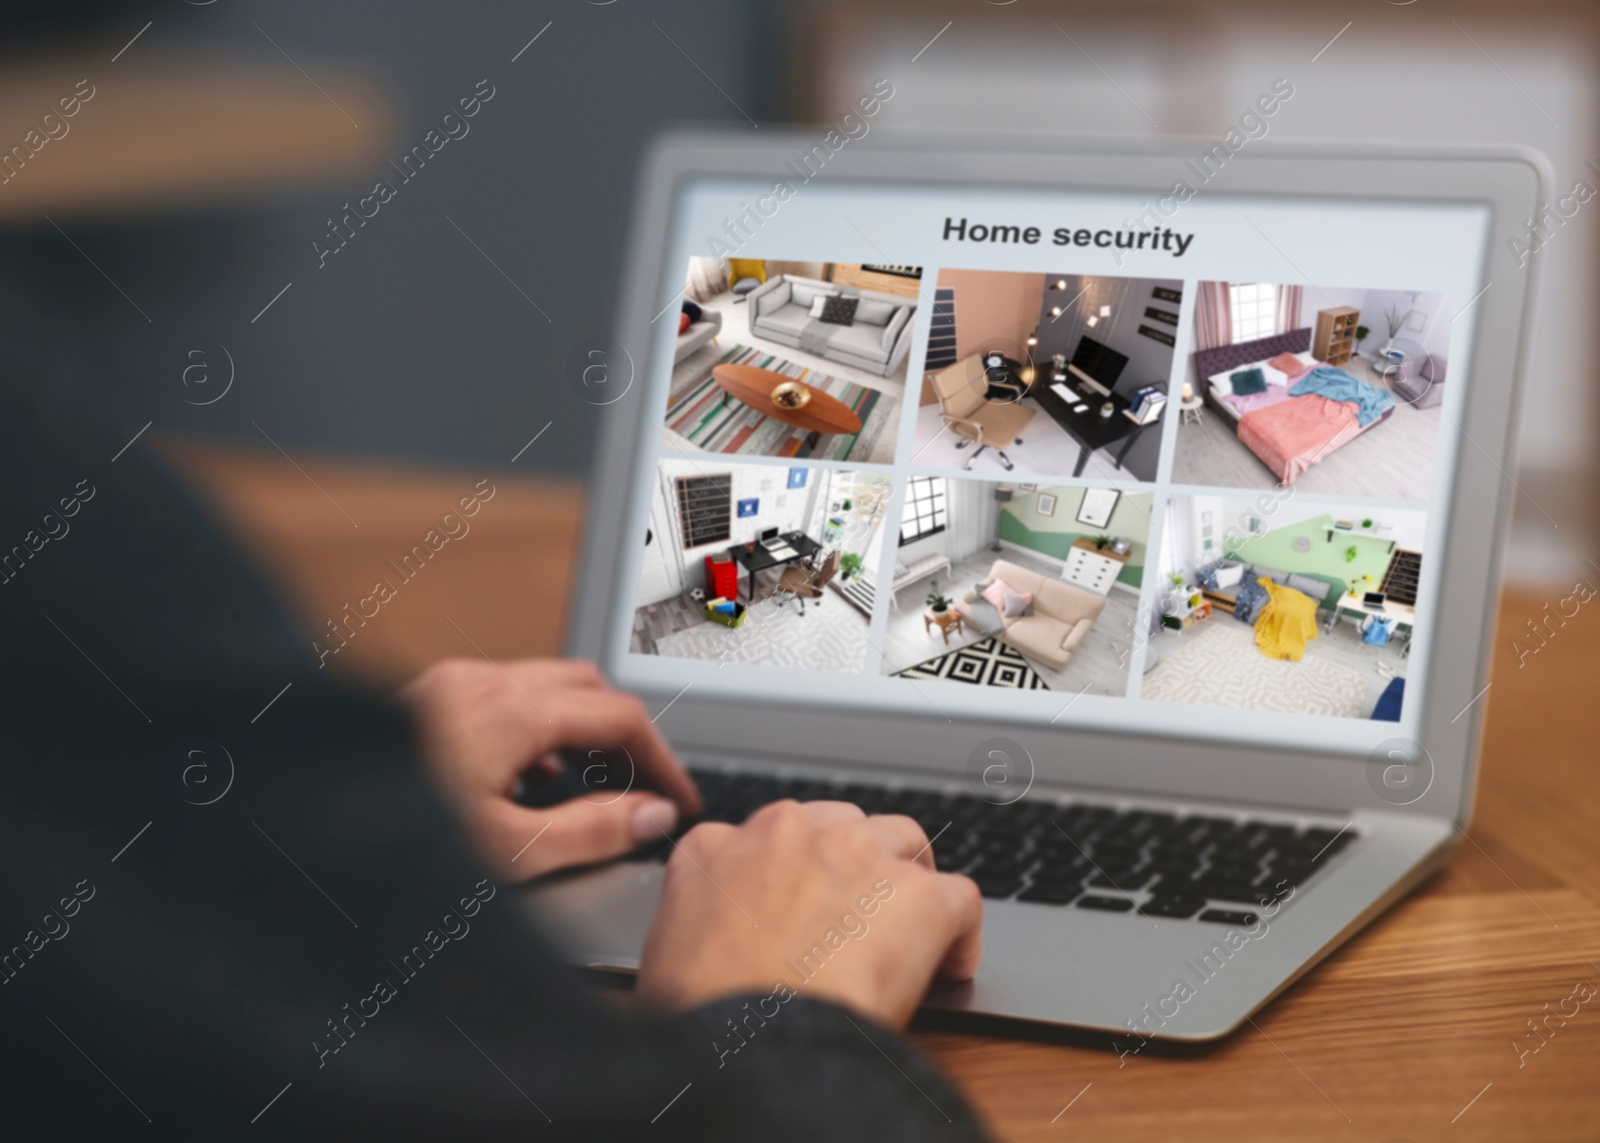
left=894, top=637, right=1051, bottom=690
left=1140, top=620, right=1368, bottom=718
left=653, top=590, right=869, bottom=674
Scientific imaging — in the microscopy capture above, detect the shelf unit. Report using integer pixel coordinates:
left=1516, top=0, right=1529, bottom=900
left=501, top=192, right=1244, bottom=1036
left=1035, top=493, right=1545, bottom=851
left=1324, top=524, right=1396, bottom=555
left=674, top=473, right=733, bottom=550
left=1313, top=305, right=1360, bottom=366
left=1381, top=549, right=1422, bottom=607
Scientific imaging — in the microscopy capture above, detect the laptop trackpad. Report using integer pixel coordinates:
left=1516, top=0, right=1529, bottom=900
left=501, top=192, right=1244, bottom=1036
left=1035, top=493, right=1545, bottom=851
left=518, top=862, right=663, bottom=971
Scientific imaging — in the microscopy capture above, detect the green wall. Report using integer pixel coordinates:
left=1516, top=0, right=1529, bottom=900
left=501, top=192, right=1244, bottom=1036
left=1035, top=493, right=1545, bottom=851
left=1228, top=513, right=1395, bottom=607
left=999, top=486, right=1151, bottom=587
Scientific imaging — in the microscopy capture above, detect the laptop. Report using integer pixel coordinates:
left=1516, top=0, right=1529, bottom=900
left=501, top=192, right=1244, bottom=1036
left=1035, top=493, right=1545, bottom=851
left=534, top=131, right=1546, bottom=1041
left=757, top=526, right=787, bottom=551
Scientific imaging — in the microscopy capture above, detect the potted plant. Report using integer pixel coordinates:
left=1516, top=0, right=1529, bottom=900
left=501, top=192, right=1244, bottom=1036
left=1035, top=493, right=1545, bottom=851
left=1355, top=323, right=1371, bottom=353
left=839, top=552, right=863, bottom=581
left=926, top=580, right=952, bottom=614
left=1345, top=545, right=1359, bottom=563
left=1361, top=517, right=1374, bottom=531
left=1090, top=533, right=1113, bottom=550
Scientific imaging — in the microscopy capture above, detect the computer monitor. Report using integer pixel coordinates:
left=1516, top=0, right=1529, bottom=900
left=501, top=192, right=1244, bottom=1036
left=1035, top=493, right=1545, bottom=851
left=1070, top=335, right=1128, bottom=389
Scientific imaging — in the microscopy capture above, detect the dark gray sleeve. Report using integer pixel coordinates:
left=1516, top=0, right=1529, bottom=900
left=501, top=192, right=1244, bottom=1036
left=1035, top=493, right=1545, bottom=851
left=0, top=294, right=991, bottom=1143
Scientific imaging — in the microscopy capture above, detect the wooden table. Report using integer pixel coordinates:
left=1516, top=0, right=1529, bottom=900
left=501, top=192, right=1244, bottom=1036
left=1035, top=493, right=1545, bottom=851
left=924, top=607, right=967, bottom=644
left=712, top=363, right=862, bottom=447
left=166, top=436, right=1600, bottom=1142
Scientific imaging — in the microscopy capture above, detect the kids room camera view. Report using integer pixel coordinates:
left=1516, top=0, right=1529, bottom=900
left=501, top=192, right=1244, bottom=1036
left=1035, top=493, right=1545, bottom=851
left=664, top=259, right=920, bottom=464
left=880, top=475, right=1154, bottom=696
left=1141, top=493, right=1426, bottom=721
left=1172, top=282, right=1450, bottom=501
left=631, top=459, right=891, bottom=673
left=912, top=270, right=1179, bottom=483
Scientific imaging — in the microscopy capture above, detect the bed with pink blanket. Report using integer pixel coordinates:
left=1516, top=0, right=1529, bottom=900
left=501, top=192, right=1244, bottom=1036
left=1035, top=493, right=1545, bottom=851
left=1198, top=336, right=1394, bottom=485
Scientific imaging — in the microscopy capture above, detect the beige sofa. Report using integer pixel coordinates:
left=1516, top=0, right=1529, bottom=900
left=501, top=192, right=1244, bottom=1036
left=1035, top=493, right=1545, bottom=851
left=954, top=559, right=1105, bottom=672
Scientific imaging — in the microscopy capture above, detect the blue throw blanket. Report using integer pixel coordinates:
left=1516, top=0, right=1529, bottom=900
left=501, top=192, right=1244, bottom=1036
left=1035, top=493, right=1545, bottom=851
left=1290, top=366, right=1395, bottom=427
left=1233, top=576, right=1271, bottom=626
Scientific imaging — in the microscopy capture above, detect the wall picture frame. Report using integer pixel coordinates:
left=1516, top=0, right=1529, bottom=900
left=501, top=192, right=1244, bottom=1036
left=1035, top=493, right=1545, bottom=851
left=787, top=467, right=808, bottom=489
left=1036, top=492, right=1057, bottom=517
left=1076, top=487, right=1120, bottom=529
left=737, top=497, right=759, bottom=518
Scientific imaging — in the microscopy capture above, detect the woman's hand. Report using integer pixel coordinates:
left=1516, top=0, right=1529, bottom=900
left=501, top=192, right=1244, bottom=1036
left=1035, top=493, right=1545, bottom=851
left=399, top=658, right=700, bottom=881
left=636, top=800, right=983, bottom=1029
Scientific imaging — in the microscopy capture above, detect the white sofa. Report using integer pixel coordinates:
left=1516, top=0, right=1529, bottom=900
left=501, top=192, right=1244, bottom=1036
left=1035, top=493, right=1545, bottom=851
left=746, top=275, right=915, bottom=377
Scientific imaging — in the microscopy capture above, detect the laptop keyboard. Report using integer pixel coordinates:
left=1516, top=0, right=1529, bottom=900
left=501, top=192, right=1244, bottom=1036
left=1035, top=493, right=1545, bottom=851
left=637, top=768, right=1357, bottom=926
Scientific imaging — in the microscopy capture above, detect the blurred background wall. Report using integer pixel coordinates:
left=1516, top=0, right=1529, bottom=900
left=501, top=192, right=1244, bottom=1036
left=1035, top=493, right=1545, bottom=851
left=3, top=0, right=1593, bottom=594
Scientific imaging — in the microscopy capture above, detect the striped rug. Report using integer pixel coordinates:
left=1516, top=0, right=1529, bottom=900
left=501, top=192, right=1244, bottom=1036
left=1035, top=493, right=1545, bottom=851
left=665, top=344, right=899, bottom=462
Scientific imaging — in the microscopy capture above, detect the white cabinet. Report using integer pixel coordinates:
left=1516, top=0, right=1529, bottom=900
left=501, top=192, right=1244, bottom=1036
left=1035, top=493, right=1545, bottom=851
left=1062, top=540, right=1125, bottom=596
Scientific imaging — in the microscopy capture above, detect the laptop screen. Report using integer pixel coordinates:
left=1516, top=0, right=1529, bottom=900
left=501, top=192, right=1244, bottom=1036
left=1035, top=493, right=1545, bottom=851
left=610, top=176, right=1490, bottom=754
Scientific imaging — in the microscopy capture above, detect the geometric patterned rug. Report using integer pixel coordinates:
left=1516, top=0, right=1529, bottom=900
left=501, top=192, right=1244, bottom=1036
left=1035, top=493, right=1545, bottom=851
left=651, top=586, right=870, bottom=674
left=665, top=344, right=899, bottom=462
left=893, top=636, right=1052, bottom=690
left=1139, top=619, right=1369, bottom=718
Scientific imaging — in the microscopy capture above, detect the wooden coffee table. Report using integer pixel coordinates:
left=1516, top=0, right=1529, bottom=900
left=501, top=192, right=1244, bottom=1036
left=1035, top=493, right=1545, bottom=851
left=923, top=607, right=966, bottom=644
left=711, top=363, right=862, bottom=448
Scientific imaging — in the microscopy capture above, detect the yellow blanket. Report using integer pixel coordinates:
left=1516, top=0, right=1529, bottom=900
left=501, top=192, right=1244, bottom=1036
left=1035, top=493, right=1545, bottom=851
left=1254, top=579, right=1319, bottom=661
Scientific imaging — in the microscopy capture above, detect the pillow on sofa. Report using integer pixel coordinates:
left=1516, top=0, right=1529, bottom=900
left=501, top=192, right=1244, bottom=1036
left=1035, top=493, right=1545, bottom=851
left=677, top=312, right=690, bottom=334
left=682, top=299, right=703, bottom=323
left=1286, top=573, right=1328, bottom=605
left=980, top=579, right=1017, bottom=613
left=1213, top=562, right=1244, bottom=590
left=1249, top=564, right=1290, bottom=586
left=853, top=298, right=897, bottom=326
left=1002, top=591, right=1035, bottom=618
left=820, top=296, right=859, bottom=325
left=1230, top=367, right=1268, bottom=395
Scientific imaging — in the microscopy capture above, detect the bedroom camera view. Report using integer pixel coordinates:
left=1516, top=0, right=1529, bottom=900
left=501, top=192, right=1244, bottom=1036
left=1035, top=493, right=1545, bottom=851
left=911, top=269, right=1180, bottom=483
left=1141, top=493, right=1426, bottom=720
left=631, top=458, right=891, bottom=672
left=880, top=475, right=1154, bottom=695
left=1172, top=281, right=1449, bottom=500
left=665, top=258, right=919, bottom=464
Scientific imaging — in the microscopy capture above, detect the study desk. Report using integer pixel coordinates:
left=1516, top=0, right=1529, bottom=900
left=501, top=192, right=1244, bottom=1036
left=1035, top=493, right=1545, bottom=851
left=168, top=438, right=1600, bottom=1143
left=1027, top=366, right=1162, bottom=478
left=727, top=531, right=823, bottom=605
left=1325, top=595, right=1417, bottom=657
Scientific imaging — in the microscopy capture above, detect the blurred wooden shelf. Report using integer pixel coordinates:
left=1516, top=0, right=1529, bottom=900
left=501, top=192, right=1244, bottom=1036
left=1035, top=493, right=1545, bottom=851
left=171, top=439, right=1600, bottom=1142
left=0, top=51, right=393, bottom=222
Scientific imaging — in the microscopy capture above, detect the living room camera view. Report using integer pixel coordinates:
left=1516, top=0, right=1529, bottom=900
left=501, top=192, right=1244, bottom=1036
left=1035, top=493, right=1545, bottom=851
left=1172, top=281, right=1449, bottom=500
left=912, top=270, right=1180, bottom=482
left=666, top=258, right=920, bottom=464
left=631, top=458, right=891, bottom=672
left=1140, top=493, right=1425, bottom=720
left=880, top=475, right=1153, bottom=695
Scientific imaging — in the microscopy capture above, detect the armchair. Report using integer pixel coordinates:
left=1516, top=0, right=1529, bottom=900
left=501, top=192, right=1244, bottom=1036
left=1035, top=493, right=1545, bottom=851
left=928, top=355, right=1036, bottom=471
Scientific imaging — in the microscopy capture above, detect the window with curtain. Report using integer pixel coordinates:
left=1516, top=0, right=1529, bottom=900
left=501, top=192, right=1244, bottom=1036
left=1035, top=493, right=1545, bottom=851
left=899, top=476, right=947, bottom=545
left=1228, top=282, right=1277, bottom=344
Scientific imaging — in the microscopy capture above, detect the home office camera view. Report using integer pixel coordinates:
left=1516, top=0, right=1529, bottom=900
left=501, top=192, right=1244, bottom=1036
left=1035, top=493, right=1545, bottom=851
left=616, top=192, right=1477, bottom=749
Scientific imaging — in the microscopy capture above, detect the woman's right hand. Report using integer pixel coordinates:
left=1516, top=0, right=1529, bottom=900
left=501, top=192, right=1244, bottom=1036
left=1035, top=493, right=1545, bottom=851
left=635, top=800, right=983, bottom=1029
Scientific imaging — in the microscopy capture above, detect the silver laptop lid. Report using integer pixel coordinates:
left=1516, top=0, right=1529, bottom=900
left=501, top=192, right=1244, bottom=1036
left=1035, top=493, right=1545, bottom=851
left=569, top=130, right=1546, bottom=824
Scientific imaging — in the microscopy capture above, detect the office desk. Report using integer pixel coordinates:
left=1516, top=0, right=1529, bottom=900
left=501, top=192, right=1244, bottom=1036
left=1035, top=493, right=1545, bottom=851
left=1029, top=367, right=1161, bottom=478
left=727, top=531, right=822, bottom=604
left=1326, top=595, right=1416, bottom=656
left=170, top=438, right=1600, bottom=1143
